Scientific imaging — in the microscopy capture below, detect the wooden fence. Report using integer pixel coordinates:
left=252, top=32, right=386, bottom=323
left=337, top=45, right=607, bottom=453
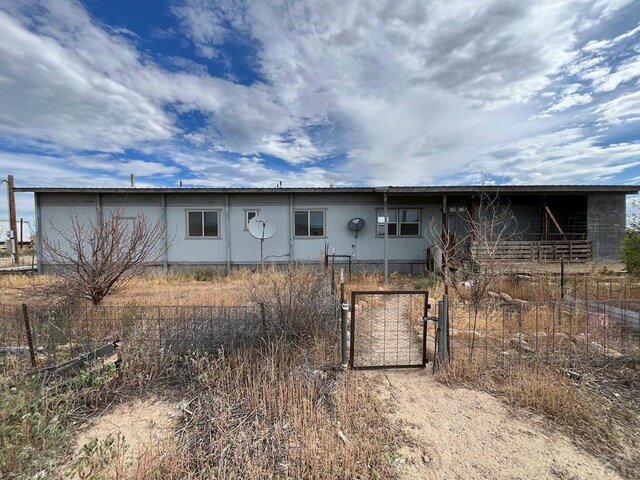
left=472, top=240, right=592, bottom=263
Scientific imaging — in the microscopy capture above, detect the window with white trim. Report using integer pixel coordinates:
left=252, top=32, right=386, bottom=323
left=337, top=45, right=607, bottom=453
left=376, top=208, right=420, bottom=236
left=245, top=210, right=258, bottom=229
left=294, top=210, right=325, bottom=237
left=187, top=210, right=219, bottom=237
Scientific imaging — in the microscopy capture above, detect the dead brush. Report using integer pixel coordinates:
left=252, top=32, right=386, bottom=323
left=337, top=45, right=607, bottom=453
left=434, top=355, right=487, bottom=387
left=502, top=366, right=621, bottom=456
left=492, top=273, right=560, bottom=302
left=171, top=340, right=398, bottom=479
left=247, top=264, right=337, bottom=341
left=436, top=356, right=623, bottom=472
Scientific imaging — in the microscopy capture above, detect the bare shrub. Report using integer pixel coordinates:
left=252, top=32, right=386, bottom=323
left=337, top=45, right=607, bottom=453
left=430, top=192, right=522, bottom=301
left=430, top=192, right=523, bottom=358
left=40, top=207, right=168, bottom=305
left=175, top=342, right=398, bottom=479
left=248, top=264, right=337, bottom=342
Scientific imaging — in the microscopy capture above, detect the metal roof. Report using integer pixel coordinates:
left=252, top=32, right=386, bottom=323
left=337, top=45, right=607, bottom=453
left=14, top=185, right=640, bottom=194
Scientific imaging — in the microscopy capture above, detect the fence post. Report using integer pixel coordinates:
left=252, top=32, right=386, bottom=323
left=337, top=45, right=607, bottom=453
left=437, top=296, right=449, bottom=366
left=340, top=268, right=348, bottom=368
left=560, top=254, right=565, bottom=300
left=444, top=293, right=450, bottom=364
left=21, top=303, right=36, bottom=367
left=260, top=303, right=266, bottom=329
left=331, top=249, right=336, bottom=295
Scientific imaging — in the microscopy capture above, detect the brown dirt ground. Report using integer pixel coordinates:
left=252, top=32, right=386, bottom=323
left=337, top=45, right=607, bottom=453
left=73, top=398, right=175, bottom=463
left=367, top=369, right=622, bottom=480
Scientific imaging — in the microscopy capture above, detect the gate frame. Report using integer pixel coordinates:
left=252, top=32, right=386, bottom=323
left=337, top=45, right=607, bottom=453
left=349, top=290, right=429, bottom=370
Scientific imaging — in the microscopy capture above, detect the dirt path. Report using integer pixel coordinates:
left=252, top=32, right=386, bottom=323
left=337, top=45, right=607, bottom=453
left=352, top=293, right=423, bottom=367
left=367, top=369, right=621, bottom=480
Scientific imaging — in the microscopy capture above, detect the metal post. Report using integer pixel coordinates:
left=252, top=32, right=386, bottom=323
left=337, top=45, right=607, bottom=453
left=22, top=303, right=36, bottom=367
left=35, top=192, right=43, bottom=273
left=331, top=248, right=335, bottom=295
left=289, top=193, right=295, bottom=262
left=442, top=194, right=448, bottom=277
left=560, top=254, right=565, bottom=300
left=7, top=175, right=18, bottom=266
left=383, top=190, right=388, bottom=283
left=161, top=193, right=168, bottom=272
left=19, top=218, right=23, bottom=252
left=442, top=294, right=449, bottom=365
left=349, top=291, right=356, bottom=368
left=421, top=293, right=429, bottom=367
left=437, top=300, right=444, bottom=365
left=225, top=193, right=231, bottom=274
left=340, top=268, right=348, bottom=368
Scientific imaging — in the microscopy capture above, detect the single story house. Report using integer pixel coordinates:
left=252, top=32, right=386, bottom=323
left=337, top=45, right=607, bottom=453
left=17, top=185, right=639, bottom=275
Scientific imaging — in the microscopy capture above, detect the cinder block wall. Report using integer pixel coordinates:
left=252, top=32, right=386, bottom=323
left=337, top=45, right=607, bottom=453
left=587, top=193, right=626, bottom=260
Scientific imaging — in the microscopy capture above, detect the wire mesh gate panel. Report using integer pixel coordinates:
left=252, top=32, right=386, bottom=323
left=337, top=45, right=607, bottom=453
left=349, top=290, right=429, bottom=369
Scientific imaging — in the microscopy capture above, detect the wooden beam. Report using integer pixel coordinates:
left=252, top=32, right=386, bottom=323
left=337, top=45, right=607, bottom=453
left=544, top=205, right=566, bottom=240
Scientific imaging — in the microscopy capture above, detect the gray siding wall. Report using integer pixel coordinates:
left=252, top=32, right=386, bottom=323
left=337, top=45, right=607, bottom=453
left=587, top=193, right=626, bottom=260
left=37, top=191, right=442, bottom=273
left=37, top=190, right=624, bottom=271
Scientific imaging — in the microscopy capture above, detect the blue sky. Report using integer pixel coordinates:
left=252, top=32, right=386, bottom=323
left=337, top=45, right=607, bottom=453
left=1, top=0, right=640, bottom=227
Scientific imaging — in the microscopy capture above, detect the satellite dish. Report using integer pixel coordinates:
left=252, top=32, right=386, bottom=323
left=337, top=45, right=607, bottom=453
left=347, top=217, right=365, bottom=239
left=248, top=215, right=276, bottom=240
left=248, top=216, right=276, bottom=268
left=347, top=218, right=365, bottom=232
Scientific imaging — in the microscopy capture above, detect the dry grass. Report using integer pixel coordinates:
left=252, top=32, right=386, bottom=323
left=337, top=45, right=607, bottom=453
left=1, top=267, right=439, bottom=307
left=493, top=273, right=560, bottom=302
left=435, top=355, right=639, bottom=478
left=56, top=340, right=400, bottom=480
left=171, top=341, right=398, bottom=479
left=1, top=266, right=405, bottom=479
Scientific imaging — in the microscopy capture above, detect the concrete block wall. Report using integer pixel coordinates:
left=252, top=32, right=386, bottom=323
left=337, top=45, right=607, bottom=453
left=587, top=193, right=626, bottom=260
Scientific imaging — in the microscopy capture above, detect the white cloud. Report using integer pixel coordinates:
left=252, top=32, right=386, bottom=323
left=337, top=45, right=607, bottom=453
left=171, top=0, right=250, bottom=59
left=0, top=0, right=639, bottom=189
left=583, top=22, right=640, bottom=51
left=596, top=90, right=640, bottom=124
left=545, top=93, right=593, bottom=112
left=466, top=128, right=640, bottom=184
left=591, top=54, right=640, bottom=92
left=0, top=10, right=174, bottom=151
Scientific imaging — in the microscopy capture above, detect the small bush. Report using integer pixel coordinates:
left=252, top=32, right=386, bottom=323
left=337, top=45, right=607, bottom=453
left=621, top=230, right=640, bottom=275
left=0, top=377, right=75, bottom=478
left=191, top=270, right=216, bottom=281
left=249, top=265, right=337, bottom=342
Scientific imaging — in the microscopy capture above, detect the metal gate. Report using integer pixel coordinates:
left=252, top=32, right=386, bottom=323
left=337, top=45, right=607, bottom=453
left=349, top=290, right=429, bottom=369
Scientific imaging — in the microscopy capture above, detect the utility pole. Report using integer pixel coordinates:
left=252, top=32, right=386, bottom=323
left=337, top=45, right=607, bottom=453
left=7, top=175, right=19, bottom=265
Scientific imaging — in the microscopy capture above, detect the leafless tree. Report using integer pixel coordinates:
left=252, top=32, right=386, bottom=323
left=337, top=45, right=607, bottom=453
left=429, top=191, right=523, bottom=357
left=40, top=207, right=168, bottom=305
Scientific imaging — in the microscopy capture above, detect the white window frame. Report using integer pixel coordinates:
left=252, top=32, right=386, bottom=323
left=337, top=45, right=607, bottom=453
left=186, top=210, right=221, bottom=239
left=376, top=208, right=421, bottom=237
left=294, top=209, right=326, bottom=238
left=244, top=209, right=260, bottom=231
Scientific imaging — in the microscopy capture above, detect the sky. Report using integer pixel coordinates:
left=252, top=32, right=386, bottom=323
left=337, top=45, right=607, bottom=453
left=1, top=0, right=640, bottom=229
